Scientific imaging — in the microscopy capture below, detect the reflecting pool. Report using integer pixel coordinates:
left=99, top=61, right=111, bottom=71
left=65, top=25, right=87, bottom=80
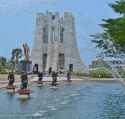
left=0, top=81, right=125, bottom=119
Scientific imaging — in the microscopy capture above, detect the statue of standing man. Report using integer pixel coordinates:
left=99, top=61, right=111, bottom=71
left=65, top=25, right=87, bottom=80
left=22, top=43, right=30, bottom=72
left=22, top=43, right=30, bottom=63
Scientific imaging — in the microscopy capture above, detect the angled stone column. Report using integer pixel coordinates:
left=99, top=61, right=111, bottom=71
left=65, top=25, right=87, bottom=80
left=31, top=13, right=45, bottom=72
left=63, top=12, right=85, bottom=71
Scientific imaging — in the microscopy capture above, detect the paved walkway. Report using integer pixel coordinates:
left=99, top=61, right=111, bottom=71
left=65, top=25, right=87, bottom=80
left=0, top=75, right=86, bottom=89
left=0, top=74, right=123, bottom=89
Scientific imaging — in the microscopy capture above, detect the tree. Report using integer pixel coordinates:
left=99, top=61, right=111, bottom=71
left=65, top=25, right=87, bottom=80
left=0, top=57, right=7, bottom=67
left=11, top=48, right=22, bottom=65
left=109, top=0, right=125, bottom=14
left=91, top=0, right=125, bottom=53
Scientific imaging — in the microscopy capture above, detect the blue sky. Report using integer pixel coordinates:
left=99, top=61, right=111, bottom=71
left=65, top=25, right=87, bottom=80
left=0, top=0, right=117, bottom=65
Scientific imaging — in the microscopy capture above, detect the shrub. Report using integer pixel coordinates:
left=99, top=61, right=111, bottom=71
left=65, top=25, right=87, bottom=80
left=0, top=68, right=8, bottom=74
left=89, top=67, right=113, bottom=78
left=117, top=68, right=125, bottom=78
left=72, top=71, right=89, bottom=77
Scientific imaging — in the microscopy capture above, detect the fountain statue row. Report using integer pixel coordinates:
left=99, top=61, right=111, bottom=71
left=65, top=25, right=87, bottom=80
left=7, top=72, right=31, bottom=99
left=6, top=71, right=72, bottom=99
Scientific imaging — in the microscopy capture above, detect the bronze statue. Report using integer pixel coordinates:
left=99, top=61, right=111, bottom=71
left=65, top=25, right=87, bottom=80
left=22, top=43, right=30, bottom=63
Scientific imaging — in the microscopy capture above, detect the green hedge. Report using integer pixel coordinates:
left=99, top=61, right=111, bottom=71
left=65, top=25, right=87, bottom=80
left=0, top=65, right=12, bottom=74
left=117, top=68, right=125, bottom=78
left=89, top=67, right=113, bottom=78
left=0, top=68, right=8, bottom=74
left=72, top=71, right=89, bottom=77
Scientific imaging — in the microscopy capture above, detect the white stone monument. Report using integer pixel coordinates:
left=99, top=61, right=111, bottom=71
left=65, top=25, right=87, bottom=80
left=32, top=12, right=86, bottom=72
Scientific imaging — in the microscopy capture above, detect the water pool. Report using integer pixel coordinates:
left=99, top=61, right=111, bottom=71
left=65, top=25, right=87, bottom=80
left=0, top=81, right=125, bottom=119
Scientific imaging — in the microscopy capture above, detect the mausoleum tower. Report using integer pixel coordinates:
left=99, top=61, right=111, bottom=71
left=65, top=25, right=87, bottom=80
left=32, top=12, right=85, bottom=72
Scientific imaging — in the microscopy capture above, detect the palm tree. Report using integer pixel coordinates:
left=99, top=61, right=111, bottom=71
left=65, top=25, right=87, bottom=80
left=0, top=57, right=6, bottom=67
left=11, top=48, right=22, bottom=70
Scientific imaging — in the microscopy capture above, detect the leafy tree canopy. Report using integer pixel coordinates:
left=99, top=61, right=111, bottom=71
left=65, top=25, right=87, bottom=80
left=109, top=0, right=125, bottom=14
left=0, top=57, right=6, bottom=66
left=11, top=48, right=22, bottom=61
left=91, top=0, right=125, bottom=53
